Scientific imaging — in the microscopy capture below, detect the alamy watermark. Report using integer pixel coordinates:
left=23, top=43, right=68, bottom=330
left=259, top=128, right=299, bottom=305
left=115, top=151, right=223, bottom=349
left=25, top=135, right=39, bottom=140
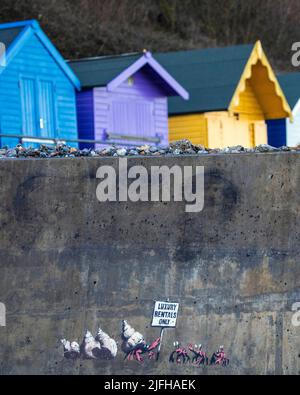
left=0, top=303, right=6, bottom=327
left=291, top=42, right=300, bottom=67
left=96, top=159, right=205, bottom=213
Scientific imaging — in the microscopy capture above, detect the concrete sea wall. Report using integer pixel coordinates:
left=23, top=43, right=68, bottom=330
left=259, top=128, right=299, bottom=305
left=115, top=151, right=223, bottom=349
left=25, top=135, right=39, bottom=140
left=0, top=153, right=299, bottom=375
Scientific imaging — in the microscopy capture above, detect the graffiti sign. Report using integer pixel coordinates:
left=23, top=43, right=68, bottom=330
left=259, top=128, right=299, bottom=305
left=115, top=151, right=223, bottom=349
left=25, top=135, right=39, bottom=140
left=151, top=301, right=179, bottom=328
left=151, top=301, right=180, bottom=361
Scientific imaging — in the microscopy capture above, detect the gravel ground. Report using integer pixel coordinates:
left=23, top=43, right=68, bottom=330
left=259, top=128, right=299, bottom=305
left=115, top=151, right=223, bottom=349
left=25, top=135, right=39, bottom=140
left=0, top=139, right=298, bottom=159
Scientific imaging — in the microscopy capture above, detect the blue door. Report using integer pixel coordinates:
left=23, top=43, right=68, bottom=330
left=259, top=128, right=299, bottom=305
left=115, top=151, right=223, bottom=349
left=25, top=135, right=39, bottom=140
left=20, top=77, right=38, bottom=137
left=267, top=119, right=287, bottom=147
left=20, top=78, right=56, bottom=145
left=38, top=80, right=56, bottom=138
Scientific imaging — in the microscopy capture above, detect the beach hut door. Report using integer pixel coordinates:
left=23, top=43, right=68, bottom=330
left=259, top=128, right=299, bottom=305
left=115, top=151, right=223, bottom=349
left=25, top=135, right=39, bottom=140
left=249, top=123, right=256, bottom=148
left=38, top=81, right=56, bottom=138
left=20, top=77, right=38, bottom=137
left=111, top=99, right=154, bottom=140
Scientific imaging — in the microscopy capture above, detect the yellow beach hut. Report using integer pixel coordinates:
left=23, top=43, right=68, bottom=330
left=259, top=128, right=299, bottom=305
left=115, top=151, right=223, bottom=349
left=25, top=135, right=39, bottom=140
left=155, top=41, right=292, bottom=148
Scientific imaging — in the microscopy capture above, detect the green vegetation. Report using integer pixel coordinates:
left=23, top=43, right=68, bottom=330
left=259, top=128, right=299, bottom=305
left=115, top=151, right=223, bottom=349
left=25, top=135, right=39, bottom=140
left=0, top=0, right=298, bottom=70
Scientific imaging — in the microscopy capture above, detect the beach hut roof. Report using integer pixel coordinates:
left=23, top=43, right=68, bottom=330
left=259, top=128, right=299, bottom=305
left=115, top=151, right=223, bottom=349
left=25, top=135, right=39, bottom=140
left=154, top=41, right=291, bottom=119
left=69, top=51, right=189, bottom=100
left=277, top=73, right=300, bottom=111
left=155, top=44, right=254, bottom=114
left=70, top=42, right=290, bottom=118
left=0, top=26, right=24, bottom=49
left=0, top=20, right=80, bottom=89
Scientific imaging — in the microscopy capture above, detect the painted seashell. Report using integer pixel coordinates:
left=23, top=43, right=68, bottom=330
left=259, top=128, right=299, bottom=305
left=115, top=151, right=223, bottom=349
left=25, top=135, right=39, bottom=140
left=71, top=342, right=80, bottom=354
left=121, top=320, right=145, bottom=353
left=61, top=339, right=71, bottom=352
left=127, top=331, right=144, bottom=348
left=122, top=320, right=135, bottom=339
left=96, top=328, right=118, bottom=359
left=61, top=338, right=80, bottom=359
left=81, top=330, right=101, bottom=360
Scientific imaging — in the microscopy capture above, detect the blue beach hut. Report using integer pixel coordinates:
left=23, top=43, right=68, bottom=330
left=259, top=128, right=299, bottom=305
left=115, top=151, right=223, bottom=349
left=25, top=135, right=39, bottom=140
left=0, top=20, right=80, bottom=148
left=267, top=73, right=300, bottom=147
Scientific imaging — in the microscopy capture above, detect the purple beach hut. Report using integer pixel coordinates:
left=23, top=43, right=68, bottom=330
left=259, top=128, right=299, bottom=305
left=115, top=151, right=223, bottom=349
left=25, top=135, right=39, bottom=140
left=69, top=51, right=189, bottom=149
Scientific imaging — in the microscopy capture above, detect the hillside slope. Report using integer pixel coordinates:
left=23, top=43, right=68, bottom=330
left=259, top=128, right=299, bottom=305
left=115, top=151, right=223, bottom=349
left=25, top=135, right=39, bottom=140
left=0, top=0, right=298, bottom=71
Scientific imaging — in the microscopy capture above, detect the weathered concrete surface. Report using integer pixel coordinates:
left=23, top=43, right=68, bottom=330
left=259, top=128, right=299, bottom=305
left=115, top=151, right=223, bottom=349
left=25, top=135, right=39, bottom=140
left=0, top=153, right=299, bottom=375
